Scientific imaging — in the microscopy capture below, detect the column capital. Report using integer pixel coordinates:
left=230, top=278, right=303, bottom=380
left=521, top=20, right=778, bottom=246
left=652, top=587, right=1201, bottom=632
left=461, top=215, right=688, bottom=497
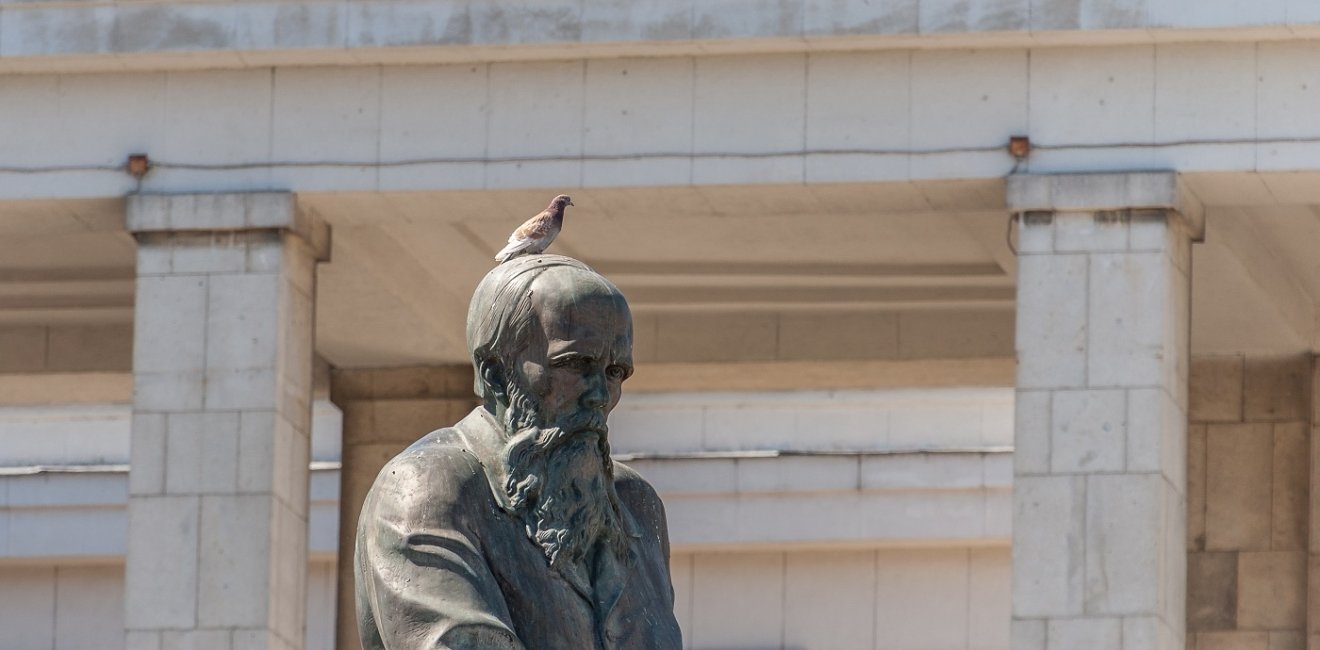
left=1006, top=171, right=1204, bottom=240
left=125, top=192, right=330, bottom=260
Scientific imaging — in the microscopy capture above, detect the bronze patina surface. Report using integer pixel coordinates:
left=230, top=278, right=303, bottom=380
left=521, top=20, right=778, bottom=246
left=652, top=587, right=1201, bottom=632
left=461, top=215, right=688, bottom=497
left=354, top=255, right=683, bottom=650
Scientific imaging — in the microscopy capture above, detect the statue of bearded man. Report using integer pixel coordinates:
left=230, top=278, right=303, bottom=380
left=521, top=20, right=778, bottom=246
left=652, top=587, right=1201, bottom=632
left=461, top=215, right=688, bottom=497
left=354, top=255, right=683, bottom=650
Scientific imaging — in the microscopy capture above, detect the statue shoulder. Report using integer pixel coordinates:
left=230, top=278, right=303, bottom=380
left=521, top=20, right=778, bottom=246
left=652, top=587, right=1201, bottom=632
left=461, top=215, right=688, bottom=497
left=369, top=427, right=495, bottom=509
left=611, top=461, right=665, bottom=516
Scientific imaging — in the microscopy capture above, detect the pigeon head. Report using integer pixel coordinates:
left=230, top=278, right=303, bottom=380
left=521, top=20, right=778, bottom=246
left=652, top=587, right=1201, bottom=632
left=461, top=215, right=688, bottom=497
left=550, top=194, right=574, bottom=210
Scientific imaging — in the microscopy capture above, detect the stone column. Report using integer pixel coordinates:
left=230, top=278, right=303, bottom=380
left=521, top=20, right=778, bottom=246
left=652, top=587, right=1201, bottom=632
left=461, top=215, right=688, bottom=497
left=123, top=193, right=329, bottom=650
left=329, top=366, right=479, bottom=650
left=1007, top=173, right=1200, bottom=650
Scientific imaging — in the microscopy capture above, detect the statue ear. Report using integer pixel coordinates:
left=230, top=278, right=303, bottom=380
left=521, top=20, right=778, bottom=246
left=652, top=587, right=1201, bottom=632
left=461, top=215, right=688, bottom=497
left=478, top=359, right=509, bottom=403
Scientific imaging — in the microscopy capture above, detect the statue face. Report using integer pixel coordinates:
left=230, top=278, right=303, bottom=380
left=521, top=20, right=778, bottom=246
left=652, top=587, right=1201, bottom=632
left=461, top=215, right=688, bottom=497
left=511, top=272, right=633, bottom=430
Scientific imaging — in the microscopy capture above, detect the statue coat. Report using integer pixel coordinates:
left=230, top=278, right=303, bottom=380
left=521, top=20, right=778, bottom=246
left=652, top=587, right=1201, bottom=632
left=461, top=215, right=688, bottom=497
left=354, top=407, right=684, bottom=650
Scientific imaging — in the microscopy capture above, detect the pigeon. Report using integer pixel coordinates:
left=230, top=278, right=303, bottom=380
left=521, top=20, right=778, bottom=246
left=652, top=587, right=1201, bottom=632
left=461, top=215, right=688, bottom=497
left=494, top=194, right=573, bottom=263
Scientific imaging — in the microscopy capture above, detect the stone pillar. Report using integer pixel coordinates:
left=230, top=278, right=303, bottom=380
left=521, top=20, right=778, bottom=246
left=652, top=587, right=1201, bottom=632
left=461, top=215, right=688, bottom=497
left=1007, top=173, right=1200, bottom=650
left=329, top=366, right=479, bottom=650
left=123, top=193, right=329, bottom=650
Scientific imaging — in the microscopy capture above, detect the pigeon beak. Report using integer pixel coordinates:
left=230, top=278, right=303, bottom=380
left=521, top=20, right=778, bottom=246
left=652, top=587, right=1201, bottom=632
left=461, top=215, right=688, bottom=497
left=568, top=200, right=575, bottom=206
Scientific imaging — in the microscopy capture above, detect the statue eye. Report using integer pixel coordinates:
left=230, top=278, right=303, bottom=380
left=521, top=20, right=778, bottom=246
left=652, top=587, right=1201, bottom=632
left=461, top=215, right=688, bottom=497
left=554, top=356, right=591, bottom=372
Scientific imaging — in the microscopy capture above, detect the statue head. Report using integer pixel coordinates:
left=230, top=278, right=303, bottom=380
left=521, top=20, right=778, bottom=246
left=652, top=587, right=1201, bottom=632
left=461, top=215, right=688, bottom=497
left=465, top=254, right=634, bottom=568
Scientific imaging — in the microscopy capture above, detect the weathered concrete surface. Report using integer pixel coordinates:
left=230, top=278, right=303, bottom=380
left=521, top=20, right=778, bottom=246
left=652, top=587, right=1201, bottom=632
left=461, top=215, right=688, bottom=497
left=2, top=0, right=1319, bottom=75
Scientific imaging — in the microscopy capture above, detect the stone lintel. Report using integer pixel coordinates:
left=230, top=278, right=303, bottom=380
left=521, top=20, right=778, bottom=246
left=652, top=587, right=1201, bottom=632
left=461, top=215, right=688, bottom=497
left=1007, top=172, right=1204, bottom=240
left=126, top=192, right=331, bottom=261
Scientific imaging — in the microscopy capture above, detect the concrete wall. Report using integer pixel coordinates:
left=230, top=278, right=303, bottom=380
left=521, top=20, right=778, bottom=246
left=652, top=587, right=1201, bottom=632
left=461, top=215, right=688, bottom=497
left=5, top=44, right=1320, bottom=199
left=0, top=551, right=1007, bottom=650
left=674, top=547, right=1011, bottom=650
left=0, top=562, right=337, bottom=650
left=1186, top=355, right=1311, bottom=650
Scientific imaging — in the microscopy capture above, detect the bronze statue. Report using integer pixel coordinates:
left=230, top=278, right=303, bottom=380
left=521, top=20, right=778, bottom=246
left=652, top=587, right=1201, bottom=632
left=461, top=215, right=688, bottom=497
left=354, top=255, right=683, bottom=649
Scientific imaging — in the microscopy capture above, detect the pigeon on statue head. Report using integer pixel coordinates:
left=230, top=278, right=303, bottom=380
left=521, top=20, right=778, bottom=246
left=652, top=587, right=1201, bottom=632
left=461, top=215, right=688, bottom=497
left=494, top=194, right=573, bottom=263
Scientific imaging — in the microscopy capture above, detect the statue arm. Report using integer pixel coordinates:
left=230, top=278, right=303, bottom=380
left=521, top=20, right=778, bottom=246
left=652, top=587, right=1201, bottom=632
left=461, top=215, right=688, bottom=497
left=356, top=451, right=526, bottom=650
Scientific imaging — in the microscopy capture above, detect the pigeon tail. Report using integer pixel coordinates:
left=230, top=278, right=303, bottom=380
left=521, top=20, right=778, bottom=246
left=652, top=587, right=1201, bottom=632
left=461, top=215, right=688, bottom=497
left=495, top=240, right=534, bottom=263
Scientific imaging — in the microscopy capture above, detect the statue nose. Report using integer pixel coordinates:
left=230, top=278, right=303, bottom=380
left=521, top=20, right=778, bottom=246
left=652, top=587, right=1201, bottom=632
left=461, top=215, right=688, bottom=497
left=581, top=372, right=609, bottom=409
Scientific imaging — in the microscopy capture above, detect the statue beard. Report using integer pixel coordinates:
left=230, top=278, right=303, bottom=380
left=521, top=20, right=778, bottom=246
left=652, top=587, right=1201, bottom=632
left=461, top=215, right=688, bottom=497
left=500, top=378, right=628, bottom=572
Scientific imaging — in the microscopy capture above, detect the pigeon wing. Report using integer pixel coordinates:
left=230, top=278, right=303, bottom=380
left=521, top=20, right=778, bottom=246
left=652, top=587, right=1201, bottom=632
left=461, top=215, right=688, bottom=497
left=511, top=210, right=554, bottom=241
left=494, top=211, right=552, bottom=262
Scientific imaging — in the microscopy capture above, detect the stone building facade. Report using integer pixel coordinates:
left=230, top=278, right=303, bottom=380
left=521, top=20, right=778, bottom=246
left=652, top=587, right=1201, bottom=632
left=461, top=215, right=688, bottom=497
left=0, top=1, right=1319, bottom=649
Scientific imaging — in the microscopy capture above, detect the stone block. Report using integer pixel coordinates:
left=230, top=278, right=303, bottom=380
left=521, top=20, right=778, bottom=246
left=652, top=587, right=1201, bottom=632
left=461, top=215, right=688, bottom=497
left=1007, top=172, right=1185, bottom=213
left=130, top=412, right=167, bottom=496
left=125, top=630, right=162, bottom=650
left=1047, top=617, right=1120, bottom=650
left=165, top=412, right=240, bottom=495
left=1191, top=356, right=1244, bottom=423
left=197, top=495, right=273, bottom=628
left=1054, top=212, right=1129, bottom=253
left=134, top=275, right=207, bottom=375
left=237, top=410, right=277, bottom=494
left=777, top=312, right=898, bottom=361
left=1205, top=423, right=1272, bottom=551
left=1016, top=253, right=1088, bottom=389
left=205, top=273, right=280, bottom=372
left=1087, top=252, right=1176, bottom=388
left=170, top=234, right=249, bottom=275
left=1124, top=616, right=1180, bottom=650
left=1012, top=618, right=1046, bottom=650
left=1013, top=475, right=1085, bottom=617
left=1187, top=552, right=1237, bottom=631
left=159, top=629, right=231, bottom=650
left=1188, top=424, right=1208, bottom=550
left=1197, top=632, right=1269, bottom=650
left=1243, top=356, right=1310, bottom=422
left=1237, top=551, right=1305, bottom=629
left=1051, top=389, right=1127, bottom=473
left=1128, top=387, right=1185, bottom=484
left=135, top=371, right=206, bottom=413
left=1015, top=390, right=1051, bottom=474
left=1129, top=211, right=1179, bottom=253
left=204, top=367, right=277, bottom=411
left=1271, top=423, right=1308, bottom=550
left=1084, top=473, right=1162, bottom=615
left=125, top=496, right=199, bottom=629
left=898, top=309, right=1015, bottom=360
